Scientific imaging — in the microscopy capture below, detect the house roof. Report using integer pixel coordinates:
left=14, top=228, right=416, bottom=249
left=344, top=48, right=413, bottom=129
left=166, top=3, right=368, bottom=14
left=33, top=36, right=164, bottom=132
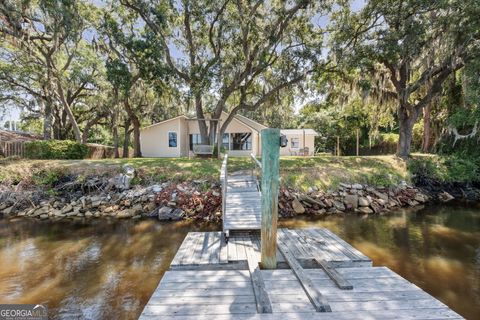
left=0, top=129, right=42, bottom=142
left=281, top=129, right=319, bottom=136
left=230, top=113, right=268, bottom=132
left=141, top=112, right=268, bottom=133
left=140, top=115, right=187, bottom=131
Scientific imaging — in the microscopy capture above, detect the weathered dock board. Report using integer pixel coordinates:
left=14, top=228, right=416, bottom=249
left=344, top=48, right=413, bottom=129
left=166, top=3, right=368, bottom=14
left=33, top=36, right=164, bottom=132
left=170, top=228, right=372, bottom=270
left=140, top=228, right=463, bottom=319
left=223, top=173, right=262, bottom=232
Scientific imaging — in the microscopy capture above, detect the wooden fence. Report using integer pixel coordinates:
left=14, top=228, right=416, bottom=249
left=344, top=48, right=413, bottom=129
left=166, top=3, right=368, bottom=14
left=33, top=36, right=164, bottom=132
left=0, top=140, right=135, bottom=159
left=0, top=141, right=25, bottom=158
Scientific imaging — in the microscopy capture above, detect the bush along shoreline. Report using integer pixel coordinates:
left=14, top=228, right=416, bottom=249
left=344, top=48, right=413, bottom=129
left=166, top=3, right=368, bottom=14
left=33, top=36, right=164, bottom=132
left=1, top=169, right=478, bottom=221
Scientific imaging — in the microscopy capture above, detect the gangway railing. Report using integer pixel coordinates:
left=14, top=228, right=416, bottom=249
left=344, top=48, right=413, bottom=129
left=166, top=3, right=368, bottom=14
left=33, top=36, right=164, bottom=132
left=220, top=154, right=228, bottom=234
left=250, top=153, right=262, bottom=191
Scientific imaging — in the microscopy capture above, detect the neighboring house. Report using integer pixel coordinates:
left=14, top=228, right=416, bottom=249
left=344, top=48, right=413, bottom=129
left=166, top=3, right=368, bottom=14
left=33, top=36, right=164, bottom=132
left=0, top=129, right=41, bottom=142
left=140, top=112, right=317, bottom=157
left=0, top=129, right=41, bottom=157
left=280, top=129, right=318, bottom=156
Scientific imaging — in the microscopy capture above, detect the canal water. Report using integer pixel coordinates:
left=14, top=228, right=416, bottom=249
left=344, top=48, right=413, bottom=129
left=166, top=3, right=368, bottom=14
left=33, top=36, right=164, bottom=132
left=0, top=204, right=479, bottom=319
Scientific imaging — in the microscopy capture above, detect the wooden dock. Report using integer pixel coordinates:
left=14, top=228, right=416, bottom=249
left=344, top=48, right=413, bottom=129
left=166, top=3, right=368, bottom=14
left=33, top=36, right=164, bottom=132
left=140, top=228, right=462, bottom=319
left=139, top=153, right=462, bottom=319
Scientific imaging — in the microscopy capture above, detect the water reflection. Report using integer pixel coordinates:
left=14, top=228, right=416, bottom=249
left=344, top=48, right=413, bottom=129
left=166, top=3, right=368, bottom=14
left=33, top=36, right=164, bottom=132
left=0, top=218, right=217, bottom=319
left=0, top=204, right=479, bottom=319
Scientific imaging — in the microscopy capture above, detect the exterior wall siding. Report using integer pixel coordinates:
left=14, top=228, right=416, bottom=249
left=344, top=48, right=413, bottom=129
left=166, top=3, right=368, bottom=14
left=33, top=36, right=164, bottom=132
left=140, top=118, right=182, bottom=157
left=280, top=133, right=316, bottom=156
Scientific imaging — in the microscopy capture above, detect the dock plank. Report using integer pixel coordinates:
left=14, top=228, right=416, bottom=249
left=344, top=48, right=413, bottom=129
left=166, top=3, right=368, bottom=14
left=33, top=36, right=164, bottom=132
left=141, top=206, right=463, bottom=320
left=277, top=232, right=332, bottom=312
left=140, top=308, right=463, bottom=319
left=288, top=230, right=353, bottom=290
left=244, top=237, right=273, bottom=313
left=224, top=173, right=262, bottom=231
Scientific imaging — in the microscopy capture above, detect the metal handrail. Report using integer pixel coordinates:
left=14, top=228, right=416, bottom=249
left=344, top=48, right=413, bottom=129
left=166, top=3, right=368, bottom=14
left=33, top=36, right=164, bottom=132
left=250, top=153, right=262, bottom=169
left=250, top=153, right=262, bottom=191
left=220, top=155, right=228, bottom=233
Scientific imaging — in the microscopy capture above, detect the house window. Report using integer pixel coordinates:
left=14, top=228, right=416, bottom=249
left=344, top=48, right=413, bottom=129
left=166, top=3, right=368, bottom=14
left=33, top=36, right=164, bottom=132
left=291, top=137, right=300, bottom=148
left=222, top=133, right=230, bottom=150
left=189, top=134, right=202, bottom=151
left=231, top=133, right=252, bottom=150
left=168, top=132, right=177, bottom=147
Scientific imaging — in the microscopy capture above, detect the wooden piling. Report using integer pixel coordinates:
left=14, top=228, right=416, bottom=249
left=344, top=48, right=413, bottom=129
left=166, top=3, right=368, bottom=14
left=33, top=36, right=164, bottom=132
left=260, top=128, right=280, bottom=269
left=336, top=136, right=340, bottom=156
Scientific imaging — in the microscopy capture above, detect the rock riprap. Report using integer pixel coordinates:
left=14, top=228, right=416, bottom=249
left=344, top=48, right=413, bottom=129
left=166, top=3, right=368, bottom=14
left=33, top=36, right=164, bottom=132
left=278, top=182, right=434, bottom=218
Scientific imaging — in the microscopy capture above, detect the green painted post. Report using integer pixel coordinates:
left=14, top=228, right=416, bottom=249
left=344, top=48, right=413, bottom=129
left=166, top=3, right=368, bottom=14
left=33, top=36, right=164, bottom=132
left=260, top=128, right=280, bottom=269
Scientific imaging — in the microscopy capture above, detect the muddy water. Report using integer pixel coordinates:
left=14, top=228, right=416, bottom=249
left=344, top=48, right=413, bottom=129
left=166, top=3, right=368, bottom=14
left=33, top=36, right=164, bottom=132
left=0, top=204, right=479, bottom=319
left=0, top=218, right=218, bottom=319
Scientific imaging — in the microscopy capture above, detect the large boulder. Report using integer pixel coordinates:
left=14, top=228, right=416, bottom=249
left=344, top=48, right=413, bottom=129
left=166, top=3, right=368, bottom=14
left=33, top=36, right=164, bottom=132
left=2, top=206, right=14, bottom=215
left=158, top=206, right=184, bottom=221
left=344, top=194, right=358, bottom=209
left=31, top=206, right=49, bottom=217
left=116, top=208, right=135, bottom=218
left=372, top=190, right=388, bottom=201
left=358, top=197, right=370, bottom=207
left=414, top=193, right=428, bottom=203
left=376, top=198, right=387, bottom=206
left=357, top=206, right=373, bottom=214
left=61, top=204, right=73, bottom=214
left=291, top=199, right=305, bottom=214
left=109, top=164, right=135, bottom=190
left=438, top=191, right=455, bottom=202
left=52, top=209, right=65, bottom=217
left=298, top=195, right=325, bottom=207
left=333, top=200, right=346, bottom=211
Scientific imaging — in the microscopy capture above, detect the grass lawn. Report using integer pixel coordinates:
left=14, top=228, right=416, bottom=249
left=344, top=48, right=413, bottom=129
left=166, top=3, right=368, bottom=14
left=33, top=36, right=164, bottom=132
left=0, top=155, right=411, bottom=190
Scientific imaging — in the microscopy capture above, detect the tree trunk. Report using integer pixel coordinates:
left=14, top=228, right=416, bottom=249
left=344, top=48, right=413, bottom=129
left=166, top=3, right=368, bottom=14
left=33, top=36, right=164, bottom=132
left=123, top=118, right=131, bottom=158
left=195, top=93, right=209, bottom=144
left=65, top=105, right=81, bottom=142
left=81, top=128, right=90, bottom=144
left=217, top=121, right=223, bottom=159
left=112, top=111, right=120, bottom=158
left=81, top=114, right=104, bottom=144
left=217, top=110, right=240, bottom=159
left=336, top=136, right=340, bottom=156
left=124, top=99, right=141, bottom=157
left=43, top=99, right=53, bottom=140
left=397, top=105, right=420, bottom=158
left=131, top=118, right=141, bottom=158
left=53, top=109, right=62, bottom=139
left=56, top=81, right=82, bottom=142
left=422, top=103, right=431, bottom=153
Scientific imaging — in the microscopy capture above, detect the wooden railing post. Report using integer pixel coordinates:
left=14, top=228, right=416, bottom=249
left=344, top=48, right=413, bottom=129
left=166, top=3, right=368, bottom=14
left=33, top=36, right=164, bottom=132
left=260, top=128, right=280, bottom=269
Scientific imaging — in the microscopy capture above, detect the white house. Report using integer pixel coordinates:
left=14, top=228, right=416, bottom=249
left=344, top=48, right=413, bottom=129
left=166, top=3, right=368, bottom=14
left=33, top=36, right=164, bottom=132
left=140, top=112, right=318, bottom=157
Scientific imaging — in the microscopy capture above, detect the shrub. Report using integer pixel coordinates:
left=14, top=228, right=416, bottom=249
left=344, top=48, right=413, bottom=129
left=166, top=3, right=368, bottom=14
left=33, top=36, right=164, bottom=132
left=25, top=140, right=88, bottom=160
left=32, top=169, right=63, bottom=186
left=366, top=133, right=398, bottom=154
left=408, top=155, right=480, bottom=183
left=379, top=133, right=399, bottom=145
